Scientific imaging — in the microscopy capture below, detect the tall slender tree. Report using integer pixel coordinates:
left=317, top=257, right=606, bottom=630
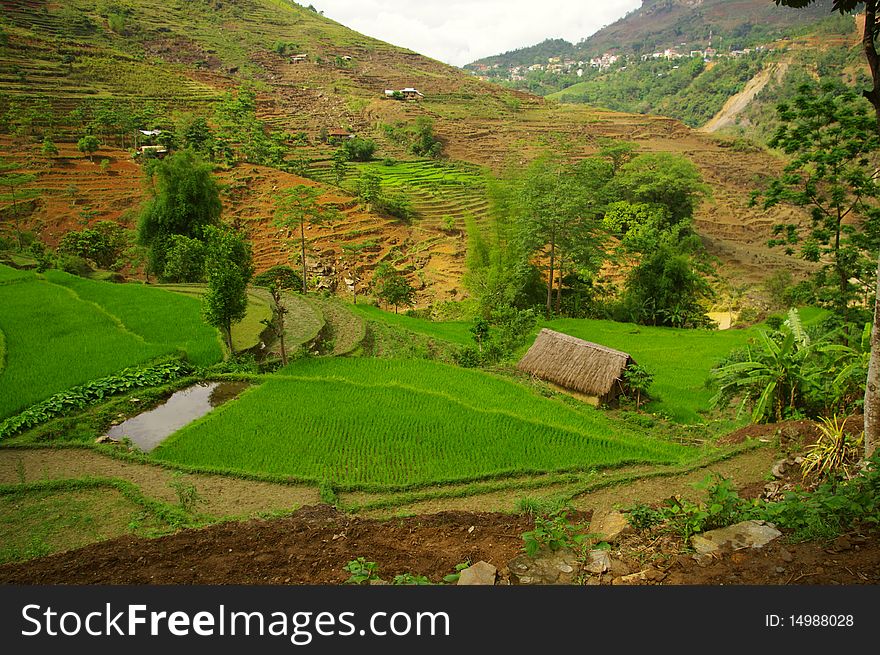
left=0, top=162, right=38, bottom=250
left=274, top=185, right=341, bottom=294
left=776, top=0, right=880, bottom=457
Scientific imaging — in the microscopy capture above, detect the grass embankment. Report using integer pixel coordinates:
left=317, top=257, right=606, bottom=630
left=0, top=266, right=223, bottom=419
left=349, top=303, right=473, bottom=345
left=350, top=302, right=827, bottom=424
left=152, top=358, right=693, bottom=489
left=157, top=282, right=272, bottom=353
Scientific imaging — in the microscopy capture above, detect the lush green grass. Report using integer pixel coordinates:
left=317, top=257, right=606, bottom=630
left=152, top=359, right=691, bottom=489
left=0, top=271, right=225, bottom=419
left=156, top=283, right=272, bottom=353
left=543, top=318, right=757, bottom=423
left=279, top=358, right=635, bottom=436
left=0, top=278, right=173, bottom=419
left=348, top=303, right=473, bottom=345
left=46, top=272, right=224, bottom=365
left=0, top=264, right=34, bottom=285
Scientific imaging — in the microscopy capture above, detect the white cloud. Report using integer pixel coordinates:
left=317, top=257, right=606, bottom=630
left=312, top=0, right=642, bottom=66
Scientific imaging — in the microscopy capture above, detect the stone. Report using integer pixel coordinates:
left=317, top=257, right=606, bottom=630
left=833, top=535, right=852, bottom=551
left=457, top=561, right=496, bottom=586
left=507, top=547, right=581, bottom=585
left=584, top=550, right=611, bottom=574
left=779, top=549, right=794, bottom=563
left=613, top=570, right=650, bottom=585
left=609, top=558, right=632, bottom=578
left=771, top=460, right=787, bottom=479
left=588, top=510, right=633, bottom=543
left=691, top=520, right=782, bottom=556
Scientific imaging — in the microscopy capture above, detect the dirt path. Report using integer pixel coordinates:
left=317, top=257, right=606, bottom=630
left=701, top=62, right=789, bottom=133
left=0, top=449, right=320, bottom=518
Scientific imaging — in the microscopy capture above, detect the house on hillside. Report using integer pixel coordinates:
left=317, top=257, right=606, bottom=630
left=291, top=54, right=309, bottom=63
left=384, top=87, right=425, bottom=100
left=134, top=145, right=168, bottom=161
left=517, top=329, right=636, bottom=404
left=327, top=128, right=354, bottom=142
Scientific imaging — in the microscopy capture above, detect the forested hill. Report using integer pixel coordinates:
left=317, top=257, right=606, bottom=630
left=576, top=0, right=834, bottom=56
left=467, top=0, right=836, bottom=70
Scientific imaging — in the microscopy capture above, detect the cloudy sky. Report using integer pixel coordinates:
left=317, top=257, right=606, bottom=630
left=312, top=0, right=642, bottom=67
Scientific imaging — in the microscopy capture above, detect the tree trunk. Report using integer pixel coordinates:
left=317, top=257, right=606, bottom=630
left=224, top=324, right=234, bottom=355
left=545, top=227, right=555, bottom=319
left=279, top=323, right=287, bottom=366
left=864, top=0, right=880, bottom=459
left=864, top=1, right=880, bottom=127
left=10, top=185, right=21, bottom=250
left=555, top=252, right=563, bottom=315
left=300, top=219, right=307, bottom=294
left=865, top=254, right=880, bottom=458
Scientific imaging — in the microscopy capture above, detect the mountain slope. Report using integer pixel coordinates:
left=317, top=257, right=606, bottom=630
left=0, top=0, right=816, bottom=300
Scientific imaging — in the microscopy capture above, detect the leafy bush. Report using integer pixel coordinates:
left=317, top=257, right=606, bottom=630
left=392, top=573, right=432, bottom=585
left=343, top=558, right=380, bottom=584
left=521, top=508, right=587, bottom=556
left=762, top=454, right=880, bottom=542
left=801, top=415, right=863, bottom=480
left=0, top=359, right=191, bottom=439
left=341, top=137, right=376, bottom=162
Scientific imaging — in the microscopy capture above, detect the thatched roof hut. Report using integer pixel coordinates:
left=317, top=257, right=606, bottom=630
left=517, top=329, right=635, bottom=403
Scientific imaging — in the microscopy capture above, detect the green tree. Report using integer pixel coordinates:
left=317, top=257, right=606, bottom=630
left=610, top=152, right=708, bottom=227
left=514, top=155, right=611, bottom=318
left=0, top=161, right=38, bottom=250
left=161, top=234, right=206, bottom=282
left=410, top=117, right=443, bottom=157
left=58, top=220, right=130, bottom=269
left=622, top=364, right=654, bottom=408
left=41, top=137, right=58, bottom=158
left=202, top=226, right=253, bottom=354
left=758, top=81, right=880, bottom=321
left=373, top=262, right=414, bottom=313
left=77, top=134, right=100, bottom=162
left=332, top=148, right=349, bottom=186
left=776, top=0, right=880, bottom=457
left=137, top=150, right=222, bottom=277
left=341, top=137, right=376, bottom=161
left=711, top=309, right=820, bottom=423
left=175, top=114, right=215, bottom=156
left=254, top=265, right=301, bottom=365
left=469, top=317, right=490, bottom=352
left=275, top=185, right=341, bottom=293
left=356, top=171, right=382, bottom=211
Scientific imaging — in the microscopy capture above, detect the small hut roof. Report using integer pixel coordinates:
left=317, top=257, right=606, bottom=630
left=517, top=329, right=634, bottom=398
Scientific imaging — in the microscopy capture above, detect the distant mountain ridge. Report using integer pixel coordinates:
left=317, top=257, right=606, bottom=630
left=467, top=0, right=835, bottom=69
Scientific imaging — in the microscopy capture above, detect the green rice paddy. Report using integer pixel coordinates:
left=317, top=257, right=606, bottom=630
left=0, top=267, right=223, bottom=419
left=152, top=359, right=691, bottom=489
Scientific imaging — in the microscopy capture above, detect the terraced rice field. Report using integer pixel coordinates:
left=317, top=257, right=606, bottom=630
left=152, top=358, right=692, bottom=489
left=0, top=265, right=223, bottom=419
left=310, top=159, right=491, bottom=229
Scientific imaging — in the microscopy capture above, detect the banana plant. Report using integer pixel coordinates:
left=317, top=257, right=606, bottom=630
left=710, top=309, right=820, bottom=423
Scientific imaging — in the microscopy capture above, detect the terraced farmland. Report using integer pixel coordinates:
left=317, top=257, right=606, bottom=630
left=151, top=358, right=691, bottom=489
left=0, top=265, right=223, bottom=419
left=311, top=160, right=491, bottom=230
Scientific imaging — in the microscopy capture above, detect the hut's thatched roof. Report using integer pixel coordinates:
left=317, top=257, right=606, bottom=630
left=517, top=329, right=634, bottom=400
